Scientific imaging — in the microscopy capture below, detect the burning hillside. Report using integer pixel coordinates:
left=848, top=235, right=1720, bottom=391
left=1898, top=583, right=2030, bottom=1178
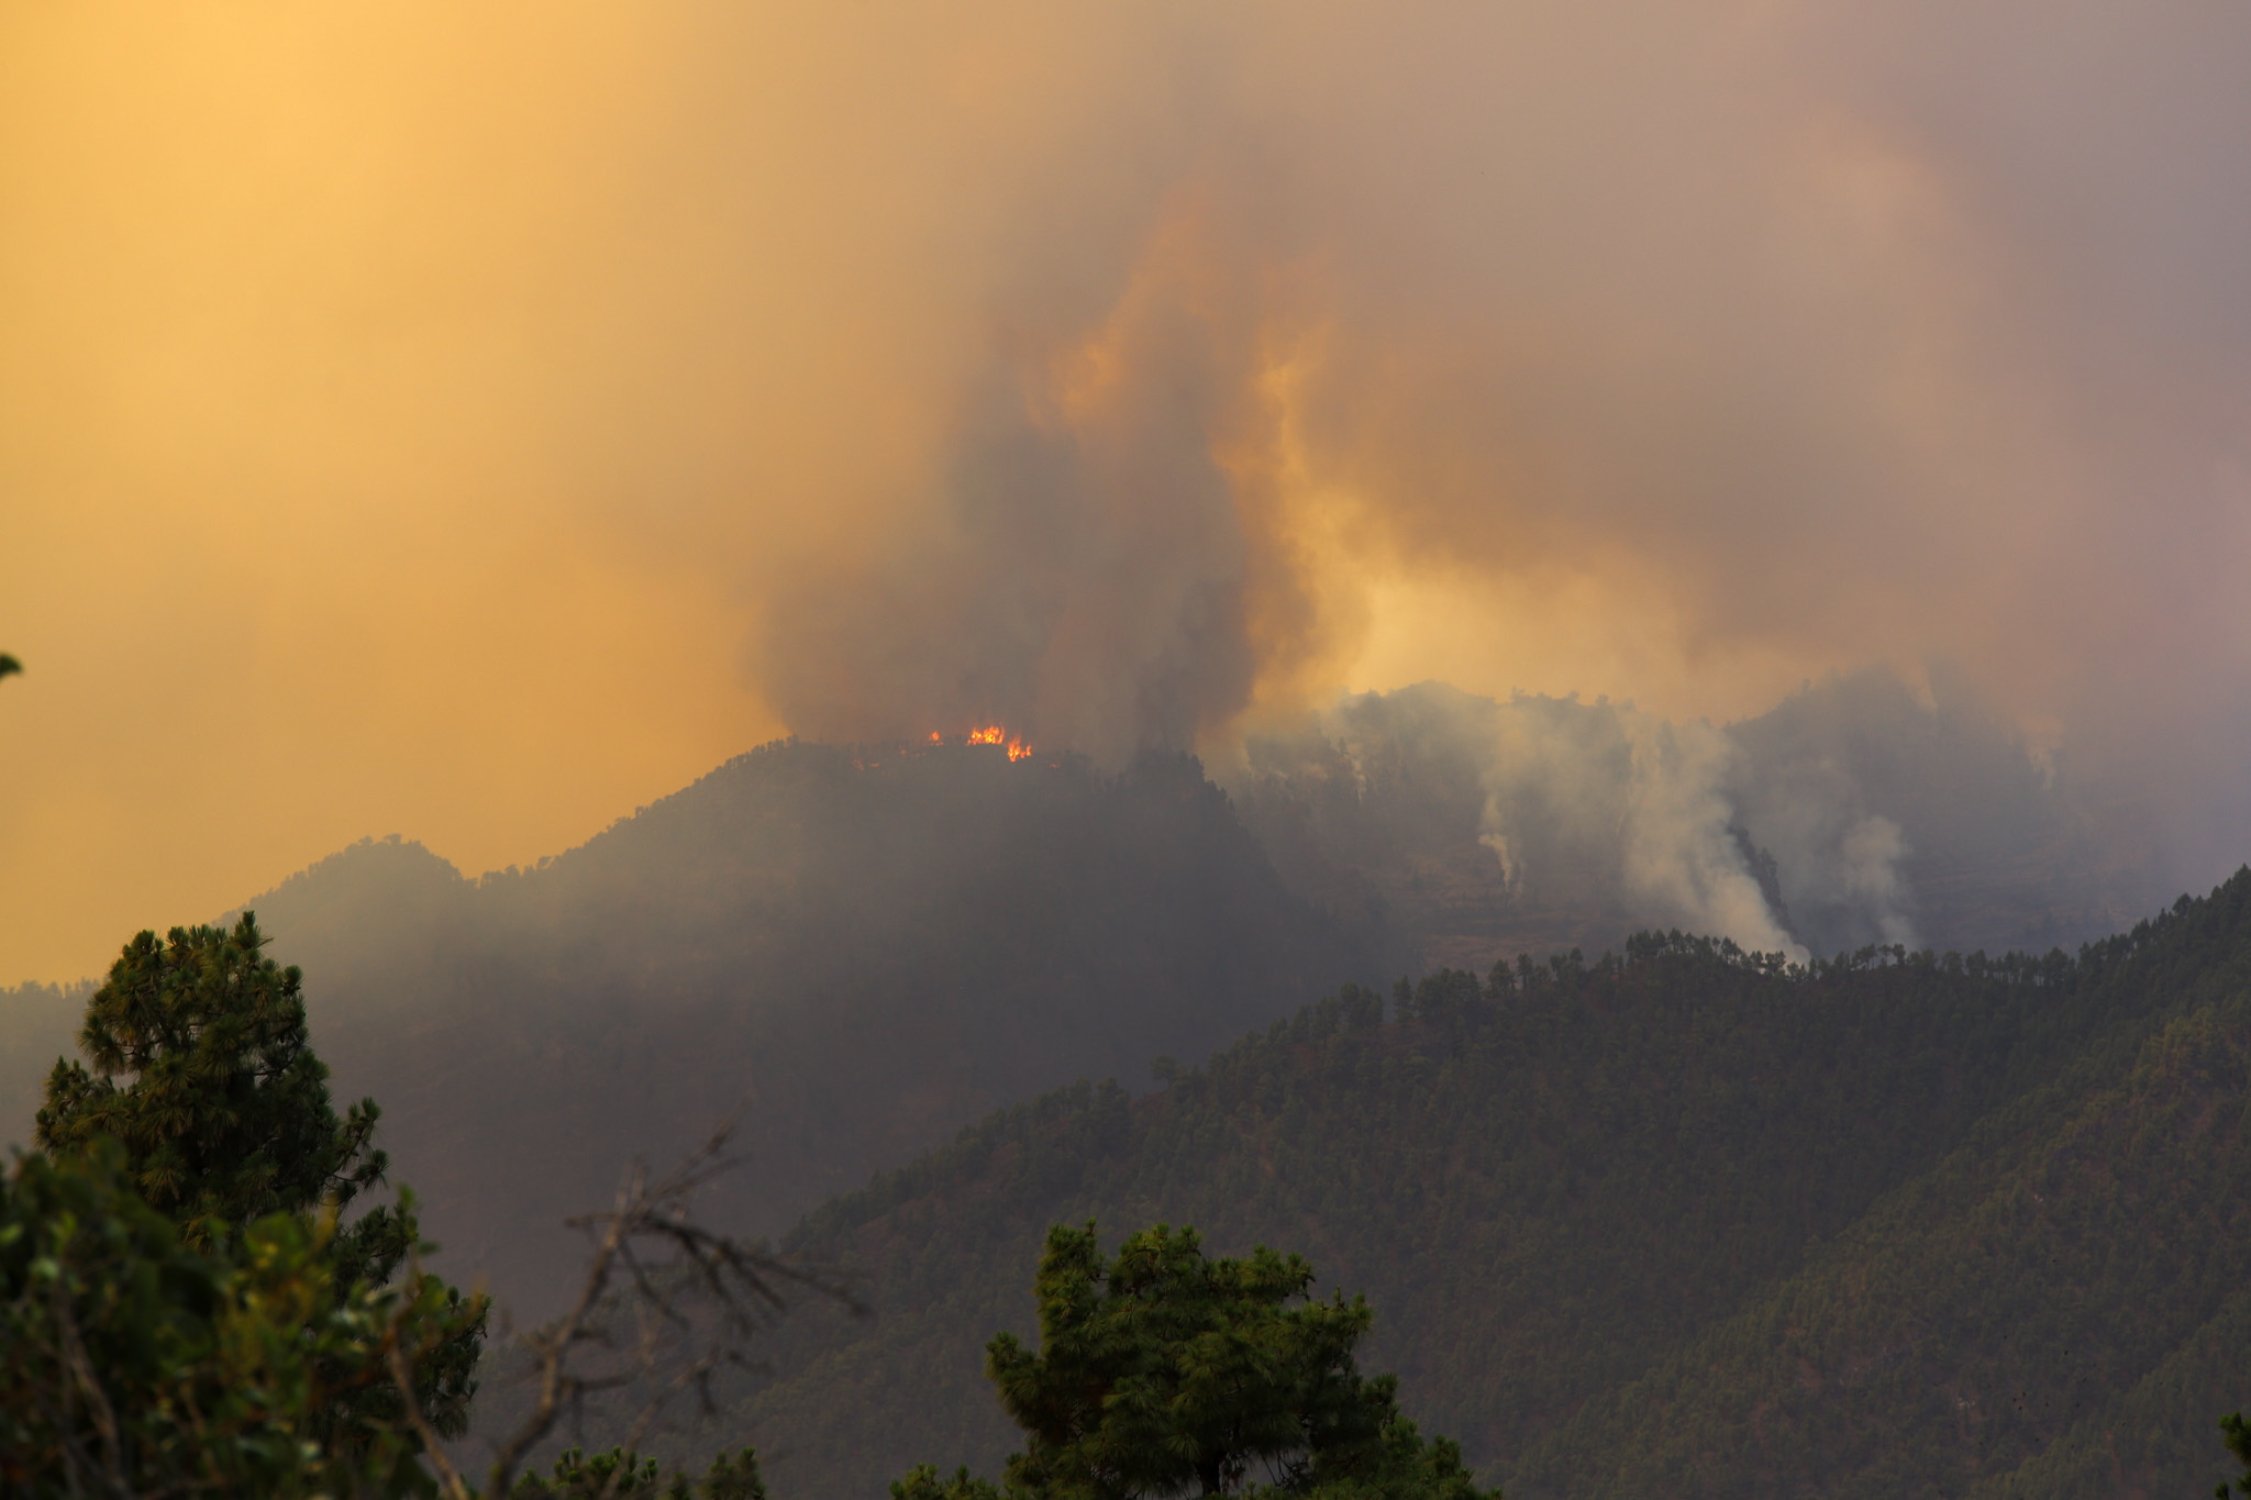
left=954, top=725, right=1035, bottom=761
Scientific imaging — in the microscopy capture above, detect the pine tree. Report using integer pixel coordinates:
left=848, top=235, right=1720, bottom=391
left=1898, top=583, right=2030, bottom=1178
left=899, top=1222, right=1496, bottom=1499
left=39, top=913, right=388, bottom=1242
left=34, top=913, right=484, bottom=1438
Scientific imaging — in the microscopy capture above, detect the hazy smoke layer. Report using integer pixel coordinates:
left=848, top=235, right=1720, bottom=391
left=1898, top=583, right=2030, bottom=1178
left=6, top=4, right=2249, bottom=976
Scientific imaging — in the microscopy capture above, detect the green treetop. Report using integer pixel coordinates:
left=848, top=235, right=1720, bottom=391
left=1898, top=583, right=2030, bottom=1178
left=32, top=913, right=483, bottom=1442
left=504, top=1445, right=769, bottom=1498
left=38, top=914, right=391, bottom=1251
left=2215, top=1411, right=2251, bottom=1497
left=896, top=1222, right=1496, bottom=1500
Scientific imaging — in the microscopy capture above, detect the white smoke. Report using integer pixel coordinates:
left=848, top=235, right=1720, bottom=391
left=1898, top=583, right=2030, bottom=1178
left=1247, top=681, right=1946, bottom=961
left=1476, top=699, right=1807, bottom=960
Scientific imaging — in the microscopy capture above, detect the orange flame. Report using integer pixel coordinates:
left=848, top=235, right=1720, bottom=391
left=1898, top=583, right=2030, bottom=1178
left=927, top=724, right=1037, bottom=761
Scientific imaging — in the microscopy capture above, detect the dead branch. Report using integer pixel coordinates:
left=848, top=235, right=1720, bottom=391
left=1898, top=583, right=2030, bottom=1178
left=395, top=1122, right=864, bottom=1498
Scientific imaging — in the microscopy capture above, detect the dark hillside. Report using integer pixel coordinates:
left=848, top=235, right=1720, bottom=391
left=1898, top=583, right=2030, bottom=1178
left=1, top=741, right=1389, bottom=1318
left=721, top=875, right=2251, bottom=1499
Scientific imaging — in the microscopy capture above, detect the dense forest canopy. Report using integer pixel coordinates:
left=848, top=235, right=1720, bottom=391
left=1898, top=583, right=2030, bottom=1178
left=722, top=874, right=2251, bottom=1498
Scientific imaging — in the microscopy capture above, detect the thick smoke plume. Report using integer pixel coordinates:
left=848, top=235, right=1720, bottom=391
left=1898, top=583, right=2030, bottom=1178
left=748, top=2, right=2251, bottom=885
left=756, top=214, right=1305, bottom=759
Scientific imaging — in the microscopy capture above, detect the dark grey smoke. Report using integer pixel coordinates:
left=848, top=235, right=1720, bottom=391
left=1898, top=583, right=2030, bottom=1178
left=756, top=349, right=1263, bottom=760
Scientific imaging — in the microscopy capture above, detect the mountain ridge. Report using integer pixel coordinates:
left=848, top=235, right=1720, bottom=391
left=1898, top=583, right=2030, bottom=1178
left=3, top=739, right=1392, bottom=1320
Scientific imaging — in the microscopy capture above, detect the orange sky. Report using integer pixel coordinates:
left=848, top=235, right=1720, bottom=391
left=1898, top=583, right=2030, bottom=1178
left=5, top=4, right=2249, bottom=981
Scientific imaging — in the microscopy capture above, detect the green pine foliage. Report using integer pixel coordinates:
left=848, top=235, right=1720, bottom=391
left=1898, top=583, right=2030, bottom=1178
left=10, top=915, right=487, bottom=1491
left=726, top=875, right=2251, bottom=1498
left=908, top=1222, right=1492, bottom=1500
left=38, top=915, right=393, bottom=1247
left=2216, top=1412, right=2251, bottom=1498
left=0, top=1141, right=474, bottom=1496
left=508, top=1444, right=768, bottom=1498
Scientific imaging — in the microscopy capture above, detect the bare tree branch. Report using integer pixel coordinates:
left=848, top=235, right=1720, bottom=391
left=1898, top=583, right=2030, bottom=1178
left=403, top=1121, right=864, bottom=1497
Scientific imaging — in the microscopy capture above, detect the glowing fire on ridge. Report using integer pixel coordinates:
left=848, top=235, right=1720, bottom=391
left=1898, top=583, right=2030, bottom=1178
left=932, top=724, right=1035, bottom=761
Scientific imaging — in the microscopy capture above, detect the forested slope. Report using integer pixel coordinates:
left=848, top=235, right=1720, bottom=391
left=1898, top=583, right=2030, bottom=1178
left=725, top=875, right=2251, bottom=1499
left=1518, top=882, right=2251, bottom=1497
